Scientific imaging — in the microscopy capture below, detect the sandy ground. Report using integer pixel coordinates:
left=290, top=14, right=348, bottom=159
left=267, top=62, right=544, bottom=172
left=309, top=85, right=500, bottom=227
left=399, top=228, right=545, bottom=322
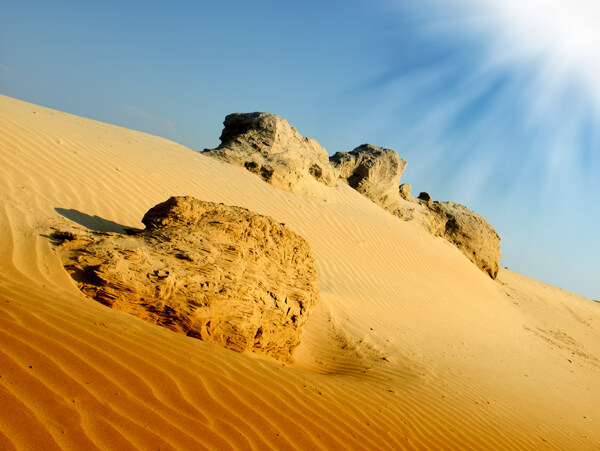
left=1, top=93, right=599, bottom=449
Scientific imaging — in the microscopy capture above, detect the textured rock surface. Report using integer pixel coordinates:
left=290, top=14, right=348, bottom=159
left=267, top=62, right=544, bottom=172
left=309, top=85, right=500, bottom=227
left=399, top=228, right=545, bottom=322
left=330, top=144, right=407, bottom=213
left=399, top=183, right=412, bottom=200
left=330, top=147, right=500, bottom=278
left=52, top=196, right=320, bottom=362
left=396, top=185, right=501, bottom=278
left=203, top=112, right=501, bottom=279
left=203, top=113, right=339, bottom=196
left=436, top=201, right=501, bottom=279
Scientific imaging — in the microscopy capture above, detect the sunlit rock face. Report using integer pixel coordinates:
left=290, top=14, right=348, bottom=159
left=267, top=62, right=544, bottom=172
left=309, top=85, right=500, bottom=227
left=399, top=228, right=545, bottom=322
left=52, top=196, right=320, bottom=362
left=203, top=112, right=339, bottom=196
left=331, top=145, right=500, bottom=279
left=330, top=144, right=407, bottom=214
left=437, top=201, right=501, bottom=279
left=395, top=185, right=501, bottom=279
left=204, top=112, right=501, bottom=279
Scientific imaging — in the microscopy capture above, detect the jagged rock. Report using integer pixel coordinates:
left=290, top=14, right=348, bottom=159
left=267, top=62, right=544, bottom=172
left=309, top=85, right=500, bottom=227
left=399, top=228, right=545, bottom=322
left=437, top=201, right=501, bottom=279
left=330, top=144, right=407, bottom=213
left=330, top=144, right=500, bottom=278
left=399, top=183, right=412, bottom=200
left=397, top=197, right=445, bottom=234
left=203, top=113, right=339, bottom=196
left=399, top=194, right=501, bottom=279
left=52, top=196, right=320, bottom=362
left=203, top=112, right=501, bottom=279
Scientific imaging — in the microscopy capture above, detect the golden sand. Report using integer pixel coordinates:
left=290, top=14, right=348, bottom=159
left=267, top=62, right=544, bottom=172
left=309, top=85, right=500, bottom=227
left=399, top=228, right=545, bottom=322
left=1, top=94, right=599, bottom=449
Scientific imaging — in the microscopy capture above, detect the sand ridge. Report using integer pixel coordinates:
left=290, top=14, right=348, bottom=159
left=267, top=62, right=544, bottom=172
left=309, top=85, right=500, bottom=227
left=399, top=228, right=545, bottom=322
left=1, top=94, right=600, bottom=449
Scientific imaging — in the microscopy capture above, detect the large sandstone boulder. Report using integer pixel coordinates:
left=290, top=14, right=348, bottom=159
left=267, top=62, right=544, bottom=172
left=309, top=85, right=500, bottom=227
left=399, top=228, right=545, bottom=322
left=52, top=196, right=320, bottom=362
left=330, top=144, right=407, bottom=213
left=203, top=113, right=339, bottom=196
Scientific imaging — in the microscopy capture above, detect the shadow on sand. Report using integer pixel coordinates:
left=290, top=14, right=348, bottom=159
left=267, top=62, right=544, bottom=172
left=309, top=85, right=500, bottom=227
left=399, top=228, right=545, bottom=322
left=54, top=208, right=141, bottom=234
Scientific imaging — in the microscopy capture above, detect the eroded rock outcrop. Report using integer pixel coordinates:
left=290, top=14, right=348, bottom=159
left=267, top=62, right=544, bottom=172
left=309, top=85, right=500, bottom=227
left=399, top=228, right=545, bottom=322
left=203, top=112, right=501, bottom=279
left=330, top=144, right=407, bottom=213
left=203, top=112, right=339, bottom=196
left=438, top=201, right=501, bottom=278
left=396, top=185, right=501, bottom=279
left=331, top=145, right=500, bottom=278
left=52, top=196, right=319, bottom=362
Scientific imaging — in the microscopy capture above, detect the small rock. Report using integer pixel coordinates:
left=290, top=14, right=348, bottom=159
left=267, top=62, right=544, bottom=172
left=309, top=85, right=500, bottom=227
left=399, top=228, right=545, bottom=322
left=399, top=183, right=412, bottom=200
left=417, top=192, right=432, bottom=202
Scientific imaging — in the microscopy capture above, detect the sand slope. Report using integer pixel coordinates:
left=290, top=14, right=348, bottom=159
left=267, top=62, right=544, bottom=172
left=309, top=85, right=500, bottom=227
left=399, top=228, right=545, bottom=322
left=1, top=94, right=599, bottom=449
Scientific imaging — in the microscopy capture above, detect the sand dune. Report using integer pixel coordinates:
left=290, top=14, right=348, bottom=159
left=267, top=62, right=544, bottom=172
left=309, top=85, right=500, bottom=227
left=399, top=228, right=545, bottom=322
left=1, top=93, right=599, bottom=449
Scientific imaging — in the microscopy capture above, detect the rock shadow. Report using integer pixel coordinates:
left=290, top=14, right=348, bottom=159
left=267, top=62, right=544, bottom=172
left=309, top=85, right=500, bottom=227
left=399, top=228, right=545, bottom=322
left=54, top=208, right=139, bottom=234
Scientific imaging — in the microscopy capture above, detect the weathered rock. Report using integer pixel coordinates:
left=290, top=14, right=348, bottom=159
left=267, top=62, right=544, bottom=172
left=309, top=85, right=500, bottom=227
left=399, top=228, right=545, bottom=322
left=202, top=113, right=501, bottom=279
left=329, top=142, right=500, bottom=278
left=399, top=183, right=412, bottom=200
left=52, top=196, right=320, bottom=362
left=417, top=192, right=432, bottom=203
left=436, top=201, right=501, bottom=279
left=330, top=144, right=407, bottom=213
left=396, top=184, right=437, bottom=229
left=397, top=196, right=446, bottom=234
left=203, top=113, right=339, bottom=196
left=398, top=193, right=501, bottom=278
left=328, top=142, right=499, bottom=278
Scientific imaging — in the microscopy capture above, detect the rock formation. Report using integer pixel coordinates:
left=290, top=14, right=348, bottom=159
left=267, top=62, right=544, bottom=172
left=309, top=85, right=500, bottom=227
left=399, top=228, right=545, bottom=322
left=329, top=145, right=500, bottom=278
left=437, top=201, right=501, bottom=278
left=330, top=144, right=407, bottom=213
left=399, top=183, right=412, bottom=200
left=394, top=185, right=501, bottom=279
left=203, top=112, right=339, bottom=196
left=330, top=148, right=501, bottom=278
left=203, top=111, right=501, bottom=279
left=52, top=196, right=320, bottom=362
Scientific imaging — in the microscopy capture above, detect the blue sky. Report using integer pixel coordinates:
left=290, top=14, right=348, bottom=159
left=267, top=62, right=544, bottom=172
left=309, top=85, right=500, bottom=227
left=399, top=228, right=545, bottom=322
left=1, top=0, right=598, bottom=299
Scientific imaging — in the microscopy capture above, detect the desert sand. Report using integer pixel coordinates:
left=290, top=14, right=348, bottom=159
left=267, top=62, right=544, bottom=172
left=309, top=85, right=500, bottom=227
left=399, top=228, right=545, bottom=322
left=1, top=93, right=599, bottom=449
